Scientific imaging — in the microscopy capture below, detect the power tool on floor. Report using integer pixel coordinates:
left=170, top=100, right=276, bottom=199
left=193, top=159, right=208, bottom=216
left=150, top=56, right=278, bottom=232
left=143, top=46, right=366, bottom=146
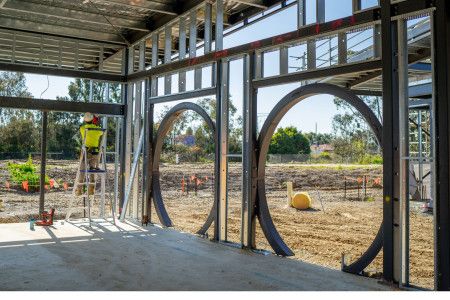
left=35, top=208, right=55, bottom=226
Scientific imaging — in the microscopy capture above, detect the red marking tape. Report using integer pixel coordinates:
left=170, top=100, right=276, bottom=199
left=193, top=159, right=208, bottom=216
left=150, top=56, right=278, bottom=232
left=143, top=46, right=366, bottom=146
left=332, top=19, right=343, bottom=30
left=251, top=41, right=262, bottom=49
left=214, top=50, right=228, bottom=59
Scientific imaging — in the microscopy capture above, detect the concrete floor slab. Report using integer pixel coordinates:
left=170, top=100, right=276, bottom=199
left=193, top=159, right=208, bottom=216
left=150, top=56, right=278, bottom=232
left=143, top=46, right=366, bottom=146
left=0, top=220, right=392, bottom=291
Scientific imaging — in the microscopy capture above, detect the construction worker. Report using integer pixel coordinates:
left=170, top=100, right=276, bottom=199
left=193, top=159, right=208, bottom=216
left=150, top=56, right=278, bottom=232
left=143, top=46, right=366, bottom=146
left=75, top=112, right=104, bottom=196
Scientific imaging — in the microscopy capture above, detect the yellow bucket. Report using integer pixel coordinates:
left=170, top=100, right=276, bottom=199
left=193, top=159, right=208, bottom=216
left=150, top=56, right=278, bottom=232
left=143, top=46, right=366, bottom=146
left=291, top=192, right=312, bottom=210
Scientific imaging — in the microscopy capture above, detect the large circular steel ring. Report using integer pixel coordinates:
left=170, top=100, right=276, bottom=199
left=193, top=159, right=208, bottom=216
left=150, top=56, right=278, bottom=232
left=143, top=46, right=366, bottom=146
left=256, top=83, right=383, bottom=275
left=152, top=102, right=216, bottom=235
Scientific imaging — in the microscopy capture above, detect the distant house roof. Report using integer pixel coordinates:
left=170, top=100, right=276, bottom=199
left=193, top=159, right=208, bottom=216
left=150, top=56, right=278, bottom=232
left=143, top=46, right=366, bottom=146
left=175, top=134, right=195, bottom=146
left=310, top=144, right=334, bottom=152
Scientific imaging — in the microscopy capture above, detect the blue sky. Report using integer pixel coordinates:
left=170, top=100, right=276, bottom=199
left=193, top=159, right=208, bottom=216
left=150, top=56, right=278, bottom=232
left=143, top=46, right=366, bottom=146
left=24, top=0, right=379, bottom=134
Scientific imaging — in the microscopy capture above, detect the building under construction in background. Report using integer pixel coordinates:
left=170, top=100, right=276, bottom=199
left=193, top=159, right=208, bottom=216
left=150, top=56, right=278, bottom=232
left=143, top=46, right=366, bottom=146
left=0, top=0, right=448, bottom=292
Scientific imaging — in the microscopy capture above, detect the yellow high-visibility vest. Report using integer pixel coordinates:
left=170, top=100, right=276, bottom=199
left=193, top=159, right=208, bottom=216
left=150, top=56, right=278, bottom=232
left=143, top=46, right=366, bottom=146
left=80, top=124, right=103, bottom=148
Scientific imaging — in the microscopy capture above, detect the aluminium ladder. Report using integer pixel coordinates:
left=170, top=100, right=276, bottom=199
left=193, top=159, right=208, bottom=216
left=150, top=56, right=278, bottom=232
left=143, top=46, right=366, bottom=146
left=65, top=127, right=116, bottom=226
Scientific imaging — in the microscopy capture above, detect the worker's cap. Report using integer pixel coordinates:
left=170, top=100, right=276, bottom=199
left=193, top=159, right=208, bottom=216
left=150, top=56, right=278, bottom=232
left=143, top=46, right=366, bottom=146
left=83, top=112, right=94, bottom=122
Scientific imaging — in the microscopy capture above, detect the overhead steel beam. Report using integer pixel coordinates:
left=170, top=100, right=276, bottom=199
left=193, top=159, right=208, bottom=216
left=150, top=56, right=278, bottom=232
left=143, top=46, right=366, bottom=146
left=148, top=87, right=216, bottom=104
left=409, top=82, right=432, bottom=99
left=347, top=48, right=432, bottom=88
left=0, top=61, right=125, bottom=82
left=253, top=59, right=381, bottom=88
left=0, top=96, right=125, bottom=115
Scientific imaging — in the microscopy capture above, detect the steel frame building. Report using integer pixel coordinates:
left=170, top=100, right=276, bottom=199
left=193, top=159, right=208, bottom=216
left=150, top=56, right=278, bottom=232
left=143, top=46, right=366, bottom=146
left=0, top=0, right=448, bottom=291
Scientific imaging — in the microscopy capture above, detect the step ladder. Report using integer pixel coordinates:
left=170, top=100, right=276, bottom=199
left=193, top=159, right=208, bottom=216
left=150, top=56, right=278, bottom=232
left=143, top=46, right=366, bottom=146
left=65, top=127, right=116, bottom=226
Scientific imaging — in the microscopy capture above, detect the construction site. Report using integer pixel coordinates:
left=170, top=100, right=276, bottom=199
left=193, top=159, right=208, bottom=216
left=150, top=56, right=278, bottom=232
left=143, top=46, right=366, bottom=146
left=0, top=0, right=448, bottom=292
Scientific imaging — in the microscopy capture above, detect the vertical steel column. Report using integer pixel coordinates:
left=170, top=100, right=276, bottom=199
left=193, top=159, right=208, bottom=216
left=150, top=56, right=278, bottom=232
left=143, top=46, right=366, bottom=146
left=204, top=2, right=212, bottom=53
left=280, top=46, right=289, bottom=75
left=316, top=0, right=325, bottom=23
left=190, top=10, right=202, bottom=90
left=418, top=112, right=423, bottom=198
left=215, top=59, right=229, bottom=242
left=119, top=48, right=133, bottom=214
left=432, top=0, right=450, bottom=290
left=338, top=32, right=347, bottom=65
left=352, top=0, right=361, bottom=14
left=131, top=42, right=145, bottom=219
left=152, top=32, right=159, bottom=69
left=151, top=32, right=159, bottom=96
left=204, top=2, right=214, bottom=85
left=126, top=49, right=134, bottom=218
left=255, top=52, right=264, bottom=79
left=398, top=18, right=410, bottom=286
left=101, top=83, right=109, bottom=218
left=214, top=61, right=222, bottom=241
left=374, top=24, right=382, bottom=59
left=241, top=53, right=257, bottom=248
left=179, top=17, right=187, bottom=92
left=142, top=78, right=153, bottom=225
left=164, top=26, right=172, bottom=95
left=297, top=0, right=306, bottom=28
left=114, top=115, right=120, bottom=214
left=280, top=0, right=289, bottom=80
left=213, top=0, right=224, bottom=87
left=215, top=0, right=224, bottom=51
left=381, top=0, right=399, bottom=284
left=39, top=111, right=48, bottom=214
left=219, top=59, right=229, bottom=242
left=119, top=49, right=129, bottom=211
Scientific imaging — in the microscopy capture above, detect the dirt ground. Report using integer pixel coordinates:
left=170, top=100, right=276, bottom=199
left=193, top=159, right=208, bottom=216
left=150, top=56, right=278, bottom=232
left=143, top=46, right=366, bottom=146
left=0, top=160, right=434, bottom=289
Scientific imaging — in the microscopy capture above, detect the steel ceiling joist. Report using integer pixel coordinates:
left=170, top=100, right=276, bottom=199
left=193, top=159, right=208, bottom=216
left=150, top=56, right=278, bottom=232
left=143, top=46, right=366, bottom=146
left=0, top=0, right=150, bottom=32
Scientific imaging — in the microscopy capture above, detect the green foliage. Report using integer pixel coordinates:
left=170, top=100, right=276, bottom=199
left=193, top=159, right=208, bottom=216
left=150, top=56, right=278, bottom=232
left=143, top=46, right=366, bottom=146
left=332, top=95, right=381, bottom=161
left=319, top=151, right=332, bottom=160
left=7, top=156, right=49, bottom=190
left=269, top=126, right=311, bottom=155
left=0, top=116, right=40, bottom=155
left=304, top=132, right=333, bottom=145
left=359, top=154, right=383, bottom=165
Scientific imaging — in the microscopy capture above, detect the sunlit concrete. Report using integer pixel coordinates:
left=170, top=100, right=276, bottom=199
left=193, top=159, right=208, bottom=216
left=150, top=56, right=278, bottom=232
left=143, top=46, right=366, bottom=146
left=0, top=220, right=392, bottom=291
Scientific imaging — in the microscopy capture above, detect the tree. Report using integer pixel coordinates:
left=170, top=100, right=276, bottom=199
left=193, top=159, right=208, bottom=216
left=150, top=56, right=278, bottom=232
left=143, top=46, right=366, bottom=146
left=193, top=97, right=242, bottom=154
left=332, top=95, right=381, bottom=161
left=269, top=126, right=311, bottom=155
left=0, top=72, right=34, bottom=125
left=304, top=132, right=333, bottom=145
left=0, top=72, right=38, bottom=158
